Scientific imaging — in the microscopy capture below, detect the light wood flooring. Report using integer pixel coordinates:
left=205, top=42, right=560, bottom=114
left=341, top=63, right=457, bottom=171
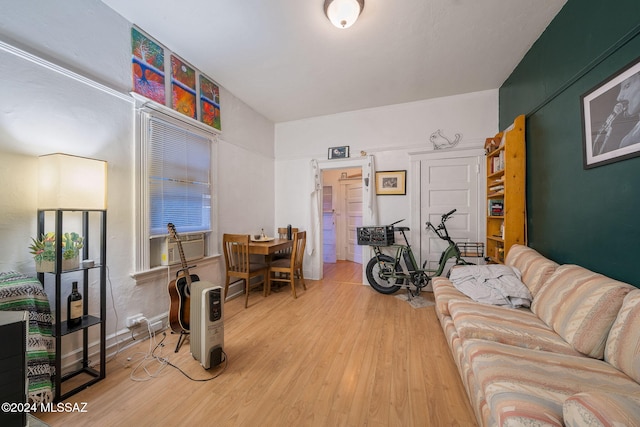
left=37, top=261, right=476, bottom=427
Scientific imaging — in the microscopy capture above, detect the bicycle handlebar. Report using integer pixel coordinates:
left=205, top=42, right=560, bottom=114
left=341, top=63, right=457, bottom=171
left=442, top=209, right=457, bottom=220
left=424, top=209, right=457, bottom=240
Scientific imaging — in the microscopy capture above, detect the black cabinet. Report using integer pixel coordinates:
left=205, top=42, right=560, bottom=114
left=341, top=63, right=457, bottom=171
left=0, top=311, right=27, bottom=427
left=37, top=209, right=106, bottom=401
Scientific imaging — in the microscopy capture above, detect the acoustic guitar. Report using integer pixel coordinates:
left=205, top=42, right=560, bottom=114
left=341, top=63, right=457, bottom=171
left=167, top=223, right=199, bottom=333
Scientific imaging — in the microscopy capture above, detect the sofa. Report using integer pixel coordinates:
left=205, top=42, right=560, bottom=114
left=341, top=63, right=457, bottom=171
left=432, top=244, right=640, bottom=427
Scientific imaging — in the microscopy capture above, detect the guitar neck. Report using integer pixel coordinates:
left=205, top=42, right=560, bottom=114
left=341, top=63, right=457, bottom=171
left=167, top=223, right=194, bottom=284
left=175, top=240, right=191, bottom=282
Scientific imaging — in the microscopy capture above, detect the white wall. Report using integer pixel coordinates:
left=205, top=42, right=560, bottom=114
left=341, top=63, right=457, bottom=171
left=274, top=90, right=499, bottom=280
left=0, top=0, right=502, bottom=359
left=0, top=0, right=275, bottom=354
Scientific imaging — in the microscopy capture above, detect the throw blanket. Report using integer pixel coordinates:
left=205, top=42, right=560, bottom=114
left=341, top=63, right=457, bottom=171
left=0, top=271, right=54, bottom=403
left=449, top=264, right=532, bottom=308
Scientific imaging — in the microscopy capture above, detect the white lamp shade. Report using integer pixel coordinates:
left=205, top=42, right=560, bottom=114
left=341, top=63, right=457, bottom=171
left=38, top=153, right=107, bottom=210
left=325, top=0, right=363, bottom=29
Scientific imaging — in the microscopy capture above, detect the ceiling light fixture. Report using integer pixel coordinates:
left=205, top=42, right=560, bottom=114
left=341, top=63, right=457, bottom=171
left=324, top=0, right=364, bottom=29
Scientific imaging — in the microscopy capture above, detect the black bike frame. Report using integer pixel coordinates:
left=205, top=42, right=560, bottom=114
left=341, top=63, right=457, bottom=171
left=371, top=213, right=463, bottom=282
left=373, top=227, right=461, bottom=279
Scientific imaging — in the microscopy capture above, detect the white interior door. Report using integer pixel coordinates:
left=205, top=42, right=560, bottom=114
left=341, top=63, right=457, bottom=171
left=419, top=155, right=482, bottom=272
left=344, top=181, right=363, bottom=264
left=322, top=185, right=336, bottom=263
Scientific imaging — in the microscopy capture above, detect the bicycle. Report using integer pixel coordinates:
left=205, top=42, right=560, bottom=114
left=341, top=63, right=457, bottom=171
left=359, top=209, right=479, bottom=297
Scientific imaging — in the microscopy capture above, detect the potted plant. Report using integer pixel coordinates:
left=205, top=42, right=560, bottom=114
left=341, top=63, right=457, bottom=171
left=29, top=232, right=84, bottom=272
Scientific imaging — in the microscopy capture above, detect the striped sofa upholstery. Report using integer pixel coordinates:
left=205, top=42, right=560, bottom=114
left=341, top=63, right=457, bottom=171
left=605, top=289, right=640, bottom=383
left=504, top=244, right=559, bottom=296
left=464, top=339, right=640, bottom=427
left=432, top=245, right=640, bottom=426
left=448, top=299, right=583, bottom=356
left=531, top=264, right=634, bottom=358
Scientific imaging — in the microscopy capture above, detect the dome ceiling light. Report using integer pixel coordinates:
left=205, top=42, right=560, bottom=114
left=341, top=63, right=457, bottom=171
left=324, top=0, right=365, bottom=29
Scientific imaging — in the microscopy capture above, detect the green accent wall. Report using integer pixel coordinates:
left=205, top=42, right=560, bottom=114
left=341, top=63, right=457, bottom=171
left=500, top=0, right=640, bottom=287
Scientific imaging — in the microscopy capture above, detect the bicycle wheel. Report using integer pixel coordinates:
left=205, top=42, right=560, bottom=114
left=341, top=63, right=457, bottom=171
left=366, top=254, right=403, bottom=294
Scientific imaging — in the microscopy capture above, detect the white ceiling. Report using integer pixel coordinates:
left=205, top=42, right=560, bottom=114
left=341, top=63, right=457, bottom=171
left=101, top=0, right=567, bottom=123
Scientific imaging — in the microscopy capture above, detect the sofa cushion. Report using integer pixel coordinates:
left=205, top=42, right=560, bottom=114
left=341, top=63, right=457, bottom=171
left=505, top=244, right=559, bottom=296
left=605, top=289, right=640, bottom=383
left=563, top=391, right=640, bottom=427
left=449, top=299, right=582, bottom=356
left=432, top=276, right=469, bottom=317
left=464, top=339, right=640, bottom=427
left=531, top=264, right=634, bottom=358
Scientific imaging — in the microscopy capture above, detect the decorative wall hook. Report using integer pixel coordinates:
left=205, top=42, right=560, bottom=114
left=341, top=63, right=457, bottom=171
left=430, top=129, right=462, bottom=150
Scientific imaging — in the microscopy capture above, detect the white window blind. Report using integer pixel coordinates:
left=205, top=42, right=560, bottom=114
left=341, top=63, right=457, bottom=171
left=148, top=116, right=212, bottom=236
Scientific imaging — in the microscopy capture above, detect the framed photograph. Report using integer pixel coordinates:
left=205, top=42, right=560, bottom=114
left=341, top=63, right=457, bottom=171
left=375, top=170, right=406, bottom=195
left=582, top=56, right=640, bottom=168
left=328, top=146, right=349, bottom=159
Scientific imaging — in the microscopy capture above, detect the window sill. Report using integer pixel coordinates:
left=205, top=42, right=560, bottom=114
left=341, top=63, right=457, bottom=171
left=130, top=254, right=221, bottom=285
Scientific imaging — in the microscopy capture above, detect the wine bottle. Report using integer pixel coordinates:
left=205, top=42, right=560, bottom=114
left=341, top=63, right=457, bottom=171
left=67, top=281, right=83, bottom=328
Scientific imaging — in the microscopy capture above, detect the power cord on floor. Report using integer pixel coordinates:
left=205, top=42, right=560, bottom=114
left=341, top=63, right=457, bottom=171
left=126, top=319, right=169, bottom=381
left=164, top=350, right=228, bottom=382
left=126, top=323, right=228, bottom=382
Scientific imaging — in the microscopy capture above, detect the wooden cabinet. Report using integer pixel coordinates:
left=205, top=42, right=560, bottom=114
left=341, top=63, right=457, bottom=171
left=485, top=115, right=526, bottom=263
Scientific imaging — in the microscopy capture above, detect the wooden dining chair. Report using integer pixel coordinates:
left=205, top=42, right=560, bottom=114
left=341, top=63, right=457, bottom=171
left=277, top=227, right=299, bottom=239
left=222, top=234, right=269, bottom=308
left=268, top=231, right=307, bottom=298
left=274, top=227, right=299, bottom=260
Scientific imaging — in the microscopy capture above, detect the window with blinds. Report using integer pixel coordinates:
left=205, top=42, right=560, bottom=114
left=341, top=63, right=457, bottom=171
left=148, top=116, right=212, bottom=237
left=134, top=103, right=218, bottom=272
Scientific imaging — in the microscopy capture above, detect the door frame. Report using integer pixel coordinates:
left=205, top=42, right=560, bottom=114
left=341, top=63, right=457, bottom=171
left=409, top=147, right=486, bottom=267
left=340, top=178, right=363, bottom=263
left=317, top=157, right=373, bottom=283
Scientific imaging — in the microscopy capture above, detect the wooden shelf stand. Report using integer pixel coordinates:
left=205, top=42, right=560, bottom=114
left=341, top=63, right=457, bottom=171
left=485, top=115, right=527, bottom=263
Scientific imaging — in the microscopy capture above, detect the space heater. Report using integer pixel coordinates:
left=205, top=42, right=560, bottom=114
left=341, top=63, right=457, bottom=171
left=190, top=281, right=224, bottom=369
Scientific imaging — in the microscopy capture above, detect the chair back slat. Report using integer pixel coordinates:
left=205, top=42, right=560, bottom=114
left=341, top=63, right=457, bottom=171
left=277, top=227, right=299, bottom=239
left=223, top=234, right=250, bottom=273
left=277, top=227, right=299, bottom=256
left=292, top=231, right=306, bottom=269
left=222, top=233, right=268, bottom=308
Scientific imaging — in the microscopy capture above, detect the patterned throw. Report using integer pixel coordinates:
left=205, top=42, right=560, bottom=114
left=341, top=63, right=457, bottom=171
left=0, top=271, right=54, bottom=403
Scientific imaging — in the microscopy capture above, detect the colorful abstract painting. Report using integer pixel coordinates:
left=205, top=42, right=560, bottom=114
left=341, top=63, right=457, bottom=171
left=131, top=28, right=165, bottom=104
left=200, top=75, right=221, bottom=130
left=171, top=55, right=197, bottom=119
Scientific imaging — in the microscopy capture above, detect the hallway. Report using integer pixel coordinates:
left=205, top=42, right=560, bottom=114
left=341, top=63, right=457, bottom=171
left=323, top=260, right=362, bottom=284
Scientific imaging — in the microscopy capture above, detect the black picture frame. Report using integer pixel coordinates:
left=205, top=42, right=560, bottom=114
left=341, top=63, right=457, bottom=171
left=328, top=146, right=349, bottom=159
left=581, top=56, right=640, bottom=169
left=375, top=170, right=407, bottom=195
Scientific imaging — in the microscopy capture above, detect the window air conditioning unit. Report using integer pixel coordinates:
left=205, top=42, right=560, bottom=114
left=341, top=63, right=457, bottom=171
left=161, top=233, right=205, bottom=266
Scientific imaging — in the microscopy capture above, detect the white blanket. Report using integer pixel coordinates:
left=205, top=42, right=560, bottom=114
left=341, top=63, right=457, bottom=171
left=449, top=264, right=532, bottom=308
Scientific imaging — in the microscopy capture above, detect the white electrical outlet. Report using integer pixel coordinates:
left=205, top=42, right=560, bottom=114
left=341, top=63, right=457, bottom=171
left=126, top=313, right=145, bottom=328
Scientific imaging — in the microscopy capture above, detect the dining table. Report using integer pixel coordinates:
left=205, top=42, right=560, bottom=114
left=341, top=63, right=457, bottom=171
left=248, top=237, right=293, bottom=260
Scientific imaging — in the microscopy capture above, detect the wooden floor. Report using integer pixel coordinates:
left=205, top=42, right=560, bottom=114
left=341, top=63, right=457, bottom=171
left=37, top=261, right=476, bottom=427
